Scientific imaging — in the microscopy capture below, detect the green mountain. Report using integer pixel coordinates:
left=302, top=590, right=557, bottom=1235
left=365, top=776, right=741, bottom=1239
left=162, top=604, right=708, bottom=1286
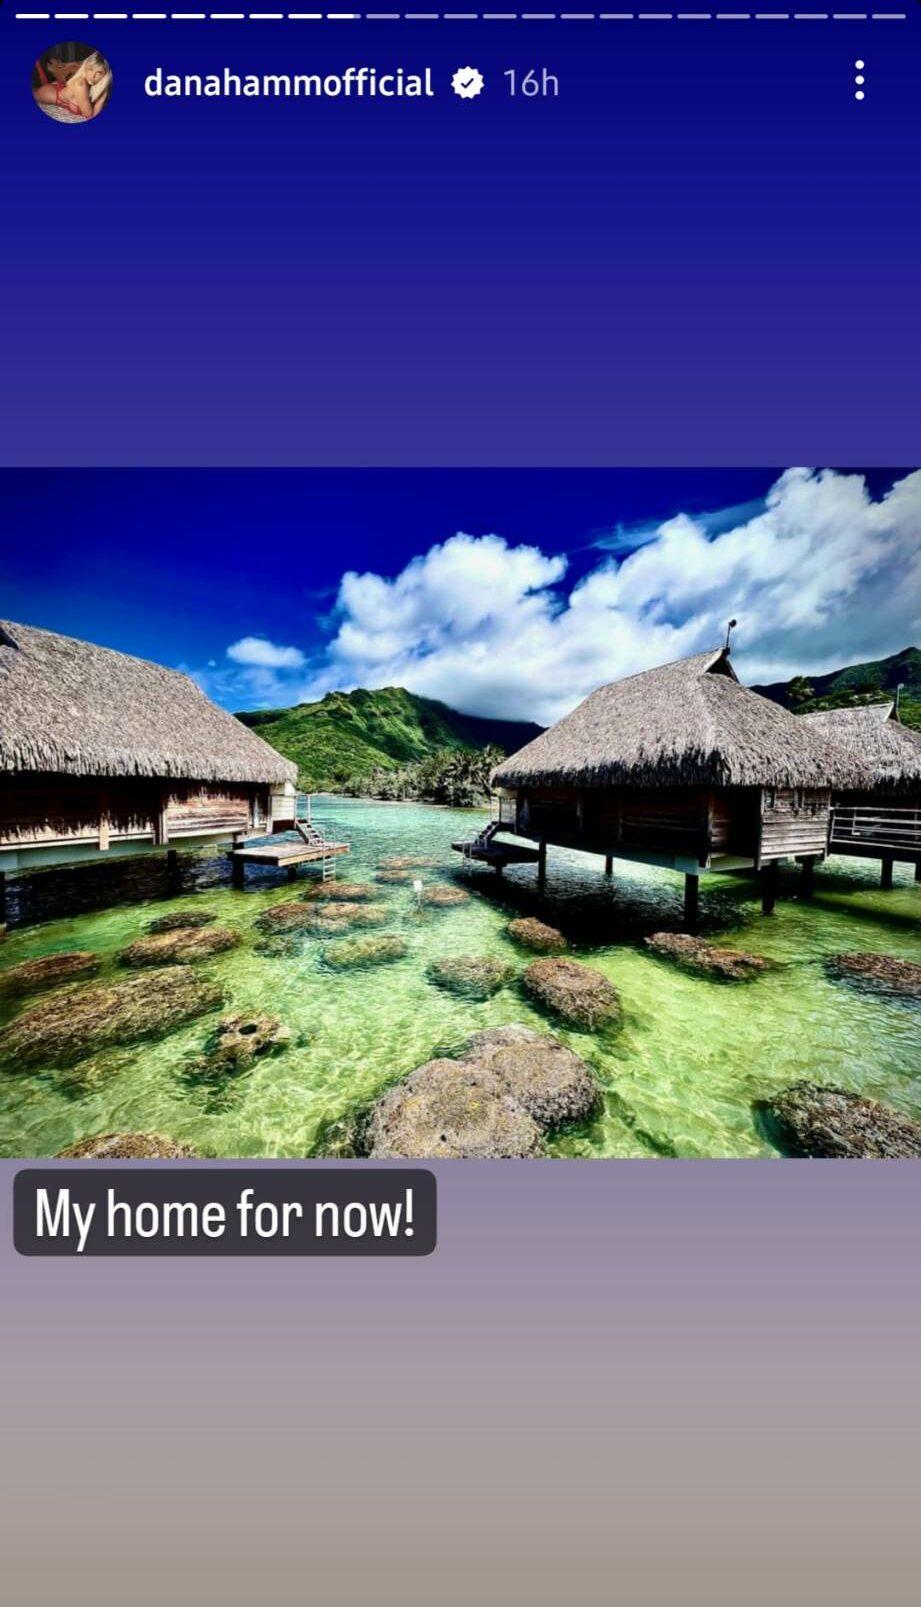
left=236, top=686, right=543, bottom=791
left=752, top=647, right=921, bottom=730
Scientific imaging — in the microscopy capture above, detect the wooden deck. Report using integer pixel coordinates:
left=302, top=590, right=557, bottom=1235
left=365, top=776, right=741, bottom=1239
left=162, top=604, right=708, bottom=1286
left=231, top=839, right=350, bottom=868
left=452, top=837, right=540, bottom=869
left=231, top=827, right=350, bottom=885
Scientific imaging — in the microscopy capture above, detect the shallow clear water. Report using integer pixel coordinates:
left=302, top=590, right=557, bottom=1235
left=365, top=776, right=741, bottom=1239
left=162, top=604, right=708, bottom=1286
left=1, top=798, right=919, bottom=1159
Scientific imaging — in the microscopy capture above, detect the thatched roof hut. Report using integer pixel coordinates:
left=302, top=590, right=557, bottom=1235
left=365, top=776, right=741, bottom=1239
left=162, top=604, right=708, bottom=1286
left=799, top=703, right=921, bottom=881
left=491, top=649, right=859, bottom=793
left=800, top=703, right=921, bottom=794
left=0, top=620, right=296, bottom=786
left=468, top=649, right=873, bottom=922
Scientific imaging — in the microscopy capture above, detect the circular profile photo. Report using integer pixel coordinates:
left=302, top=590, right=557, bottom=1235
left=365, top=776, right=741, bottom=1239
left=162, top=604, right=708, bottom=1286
left=32, top=43, right=113, bottom=125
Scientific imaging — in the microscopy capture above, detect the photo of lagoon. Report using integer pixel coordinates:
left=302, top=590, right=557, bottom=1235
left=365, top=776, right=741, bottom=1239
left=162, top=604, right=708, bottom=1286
left=2, top=467, right=919, bottom=1160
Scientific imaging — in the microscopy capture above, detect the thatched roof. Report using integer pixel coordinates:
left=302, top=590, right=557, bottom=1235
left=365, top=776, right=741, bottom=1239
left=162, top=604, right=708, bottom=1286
left=800, top=703, right=921, bottom=791
left=492, top=649, right=863, bottom=791
left=0, top=620, right=297, bottom=786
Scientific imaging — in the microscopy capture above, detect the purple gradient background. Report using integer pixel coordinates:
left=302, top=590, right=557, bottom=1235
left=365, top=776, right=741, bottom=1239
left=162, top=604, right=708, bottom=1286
left=3, top=12, right=921, bottom=1600
left=1, top=12, right=920, bottom=464
left=2, top=1161, right=920, bottom=1603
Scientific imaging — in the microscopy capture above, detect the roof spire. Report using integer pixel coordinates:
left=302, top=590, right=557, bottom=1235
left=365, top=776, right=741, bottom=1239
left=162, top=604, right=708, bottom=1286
left=723, top=618, right=737, bottom=655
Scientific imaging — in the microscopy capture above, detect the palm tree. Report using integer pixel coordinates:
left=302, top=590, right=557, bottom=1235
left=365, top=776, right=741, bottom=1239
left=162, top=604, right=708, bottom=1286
left=787, top=675, right=815, bottom=711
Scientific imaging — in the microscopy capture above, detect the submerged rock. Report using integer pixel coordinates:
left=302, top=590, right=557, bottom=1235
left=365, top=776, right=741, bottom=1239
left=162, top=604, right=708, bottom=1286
left=507, top=917, right=568, bottom=953
left=120, top=926, right=240, bottom=968
left=57, top=1132, right=197, bottom=1160
left=199, top=1013, right=291, bottom=1072
left=255, top=900, right=317, bottom=935
left=0, top=951, right=101, bottom=1000
left=426, top=955, right=515, bottom=1000
left=322, top=934, right=409, bottom=970
left=365, top=1059, right=543, bottom=1159
left=146, top=908, right=218, bottom=934
left=522, top=957, right=620, bottom=1031
left=420, top=885, right=469, bottom=909
left=644, top=932, right=769, bottom=981
left=305, top=903, right=390, bottom=934
left=183, top=1014, right=295, bottom=1113
left=462, top=1024, right=601, bottom=1129
left=362, top=1023, right=600, bottom=1158
left=375, top=868, right=414, bottom=886
left=0, top=966, right=223, bottom=1069
left=761, top=1082, right=921, bottom=1159
left=302, top=881, right=382, bottom=904
left=826, top=952, right=921, bottom=1000
left=253, top=934, right=301, bottom=959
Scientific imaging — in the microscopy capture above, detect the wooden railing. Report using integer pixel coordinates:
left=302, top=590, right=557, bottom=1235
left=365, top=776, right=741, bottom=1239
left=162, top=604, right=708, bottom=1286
left=830, top=805, right=921, bottom=854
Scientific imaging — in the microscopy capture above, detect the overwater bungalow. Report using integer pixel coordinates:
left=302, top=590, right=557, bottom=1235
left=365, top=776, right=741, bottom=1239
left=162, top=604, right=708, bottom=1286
left=477, top=647, right=858, bottom=925
left=0, top=620, right=302, bottom=921
left=800, top=702, right=921, bottom=886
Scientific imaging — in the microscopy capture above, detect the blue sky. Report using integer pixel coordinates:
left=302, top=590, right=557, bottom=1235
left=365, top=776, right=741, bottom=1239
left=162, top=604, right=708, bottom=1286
left=2, top=468, right=918, bottom=725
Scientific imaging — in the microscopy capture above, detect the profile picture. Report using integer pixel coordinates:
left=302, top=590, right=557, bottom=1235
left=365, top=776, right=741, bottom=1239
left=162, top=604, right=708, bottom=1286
left=32, top=42, right=113, bottom=124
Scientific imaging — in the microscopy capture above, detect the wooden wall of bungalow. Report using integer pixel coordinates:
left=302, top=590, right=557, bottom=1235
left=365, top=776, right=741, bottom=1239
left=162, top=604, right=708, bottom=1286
left=501, top=782, right=832, bottom=869
left=0, top=774, right=282, bottom=853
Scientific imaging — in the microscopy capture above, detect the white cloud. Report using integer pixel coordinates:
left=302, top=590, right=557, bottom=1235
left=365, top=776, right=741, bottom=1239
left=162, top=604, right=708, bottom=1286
left=297, top=469, right=921, bottom=725
left=227, top=635, right=306, bottom=670
left=186, top=470, right=919, bottom=721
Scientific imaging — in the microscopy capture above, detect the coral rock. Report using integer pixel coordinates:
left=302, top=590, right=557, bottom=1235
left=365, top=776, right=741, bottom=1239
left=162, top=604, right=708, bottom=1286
left=255, top=901, right=317, bottom=935
left=322, top=934, right=409, bottom=970
left=302, top=881, right=382, bottom=904
left=826, top=952, right=921, bottom=1000
left=644, top=932, right=768, bottom=981
left=120, top=926, right=240, bottom=967
left=57, top=1132, right=197, bottom=1160
left=363, top=1024, right=600, bottom=1158
left=522, top=957, right=620, bottom=1030
left=200, top=1013, right=291, bottom=1071
left=0, top=966, right=223, bottom=1069
left=462, top=1024, right=600, bottom=1129
left=507, top=917, right=568, bottom=953
left=305, top=903, right=390, bottom=934
left=426, top=955, right=515, bottom=1000
left=761, top=1082, right=921, bottom=1159
left=366, top=1059, right=543, bottom=1159
left=146, top=908, right=218, bottom=934
left=0, top=951, right=101, bottom=1000
left=420, top=885, right=469, bottom=909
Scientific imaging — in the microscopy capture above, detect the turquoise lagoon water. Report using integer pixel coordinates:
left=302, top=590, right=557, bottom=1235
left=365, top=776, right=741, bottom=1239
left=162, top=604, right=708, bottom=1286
left=0, top=797, right=919, bottom=1159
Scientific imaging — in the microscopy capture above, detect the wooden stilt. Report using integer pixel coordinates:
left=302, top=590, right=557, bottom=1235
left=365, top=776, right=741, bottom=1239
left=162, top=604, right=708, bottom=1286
left=232, top=856, right=246, bottom=890
left=799, top=856, right=815, bottom=898
left=537, top=840, right=547, bottom=892
left=761, top=862, right=778, bottom=916
left=287, top=864, right=299, bottom=882
left=683, top=873, right=699, bottom=930
left=914, top=862, right=921, bottom=885
left=881, top=856, right=894, bottom=891
left=604, top=854, right=613, bottom=877
left=0, top=870, right=6, bottom=929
